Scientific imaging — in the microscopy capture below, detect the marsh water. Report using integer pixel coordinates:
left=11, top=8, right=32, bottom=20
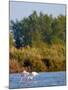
left=9, top=71, right=66, bottom=89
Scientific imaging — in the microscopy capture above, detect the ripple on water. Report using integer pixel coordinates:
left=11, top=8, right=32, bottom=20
left=9, top=71, right=66, bottom=89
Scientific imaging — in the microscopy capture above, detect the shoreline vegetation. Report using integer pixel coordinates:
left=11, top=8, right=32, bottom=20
left=9, top=11, right=66, bottom=73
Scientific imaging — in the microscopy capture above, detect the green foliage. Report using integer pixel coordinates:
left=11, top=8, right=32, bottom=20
left=10, top=12, right=66, bottom=47
left=9, top=32, right=14, bottom=48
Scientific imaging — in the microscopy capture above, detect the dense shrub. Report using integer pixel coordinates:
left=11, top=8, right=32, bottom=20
left=9, top=59, right=20, bottom=73
left=9, top=43, right=66, bottom=73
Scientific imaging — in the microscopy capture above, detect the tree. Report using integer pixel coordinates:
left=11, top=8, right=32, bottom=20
left=10, top=20, right=24, bottom=48
left=51, top=15, right=66, bottom=44
left=41, top=14, right=53, bottom=44
left=9, top=32, right=14, bottom=48
left=10, top=11, right=66, bottom=48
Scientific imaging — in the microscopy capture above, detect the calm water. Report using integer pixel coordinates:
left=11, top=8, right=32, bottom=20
left=9, top=71, right=66, bottom=89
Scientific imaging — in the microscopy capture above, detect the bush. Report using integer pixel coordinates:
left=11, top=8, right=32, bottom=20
left=9, top=44, right=66, bottom=73
left=9, top=59, right=20, bottom=73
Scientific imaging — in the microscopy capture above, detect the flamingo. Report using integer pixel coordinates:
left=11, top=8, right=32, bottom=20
left=27, top=72, right=38, bottom=80
left=32, top=72, right=38, bottom=76
left=21, top=70, right=38, bottom=81
left=22, top=70, right=29, bottom=77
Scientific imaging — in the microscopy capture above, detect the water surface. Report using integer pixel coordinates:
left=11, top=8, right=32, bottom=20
left=9, top=71, right=66, bottom=89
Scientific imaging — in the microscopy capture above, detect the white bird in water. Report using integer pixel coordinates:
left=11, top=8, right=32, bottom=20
left=21, top=70, right=38, bottom=81
left=21, top=70, right=29, bottom=77
left=32, top=72, right=38, bottom=76
left=27, top=72, right=38, bottom=80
